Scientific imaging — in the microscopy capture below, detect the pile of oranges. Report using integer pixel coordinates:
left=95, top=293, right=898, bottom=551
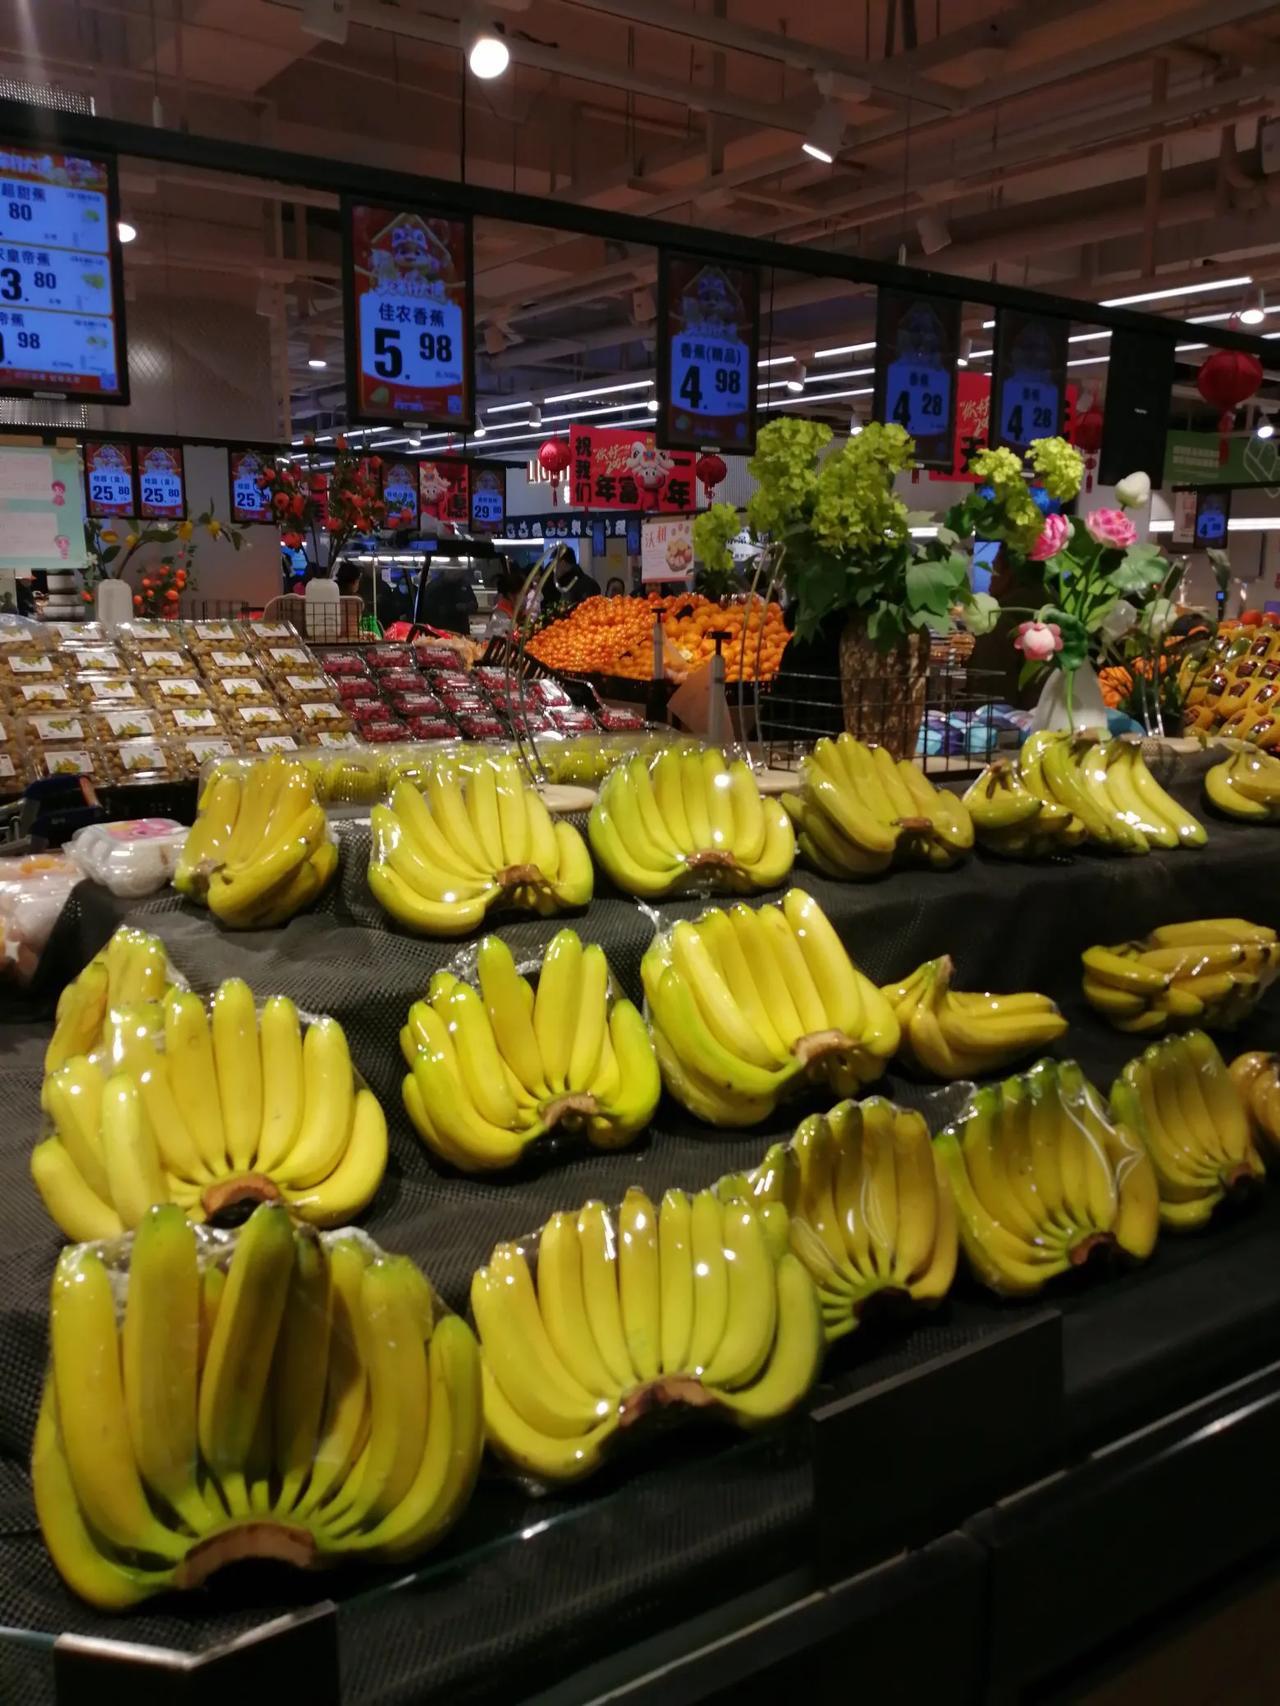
left=529, top=593, right=789, bottom=684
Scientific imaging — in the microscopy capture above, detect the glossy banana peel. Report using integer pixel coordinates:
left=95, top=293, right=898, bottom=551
left=1229, top=1049, right=1280, bottom=1162
left=641, top=889, right=900, bottom=1127
left=963, top=758, right=1085, bottom=859
left=34, top=1206, right=482, bottom=1608
left=1081, top=917, right=1280, bottom=1034
left=883, top=955, right=1067, bottom=1078
left=32, top=983, right=387, bottom=1236
left=1203, top=743, right=1280, bottom=821
left=935, top=1058, right=1160, bottom=1296
left=45, top=926, right=175, bottom=1089
left=474, top=1188, right=824, bottom=1484
left=1010, top=732, right=1205, bottom=857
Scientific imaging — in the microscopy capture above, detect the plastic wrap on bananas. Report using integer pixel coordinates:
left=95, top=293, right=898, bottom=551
left=882, top=955, right=1067, bottom=1079
left=473, top=1186, right=824, bottom=1486
left=1203, top=742, right=1280, bottom=822
left=33, top=1205, right=482, bottom=1609
left=1229, top=1049, right=1280, bottom=1162
left=1081, top=917, right=1280, bottom=1034
left=588, top=745, right=794, bottom=899
left=962, top=759, right=1086, bottom=859
left=32, top=979, right=388, bottom=1239
left=44, top=926, right=181, bottom=1098
left=368, top=753, right=592, bottom=935
left=1013, top=731, right=1206, bottom=856
left=175, top=753, right=339, bottom=930
left=722, top=1096, right=957, bottom=1341
left=640, top=888, right=900, bottom=1128
left=781, top=733, right=974, bottom=878
left=933, top=1058, right=1160, bottom=1296
left=1110, top=1030, right=1266, bottom=1230
left=400, top=929, right=660, bottom=1171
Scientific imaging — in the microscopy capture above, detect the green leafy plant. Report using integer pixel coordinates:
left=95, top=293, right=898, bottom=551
left=82, top=507, right=246, bottom=612
left=692, top=503, right=743, bottom=598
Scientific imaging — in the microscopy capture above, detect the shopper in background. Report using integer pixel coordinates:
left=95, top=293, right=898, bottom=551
left=484, top=566, right=526, bottom=643
left=417, top=564, right=479, bottom=637
left=544, top=544, right=597, bottom=612
left=334, top=560, right=365, bottom=639
left=604, top=575, right=627, bottom=597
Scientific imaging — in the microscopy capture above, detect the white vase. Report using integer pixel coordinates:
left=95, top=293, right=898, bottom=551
left=95, top=577, right=134, bottom=630
left=1028, top=659, right=1108, bottom=735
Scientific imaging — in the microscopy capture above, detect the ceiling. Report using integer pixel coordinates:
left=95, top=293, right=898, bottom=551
left=7, top=0, right=1280, bottom=453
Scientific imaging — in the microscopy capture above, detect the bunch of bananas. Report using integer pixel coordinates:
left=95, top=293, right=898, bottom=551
left=782, top=733, right=973, bottom=877
left=175, top=755, right=338, bottom=929
left=1203, top=744, right=1280, bottom=821
left=32, top=981, right=387, bottom=1239
left=400, top=931, right=660, bottom=1171
left=474, top=1186, right=823, bottom=1484
left=1228, top=1050, right=1280, bottom=1158
left=934, top=1058, right=1159, bottom=1296
left=34, top=1204, right=482, bottom=1609
left=641, top=888, right=899, bottom=1127
left=883, top=955, right=1067, bottom=1079
left=1110, top=1031, right=1266, bottom=1229
left=368, top=758, right=592, bottom=935
left=723, top=1098, right=957, bottom=1342
left=588, top=747, right=793, bottom=899
left=1015, top=732, right=1206, bottom=855
left=44, top=926, right=173, bottom=1084
left=962, top=760, right=1085, bottom=859
left=1082, top=918, right=1280, bottom=1034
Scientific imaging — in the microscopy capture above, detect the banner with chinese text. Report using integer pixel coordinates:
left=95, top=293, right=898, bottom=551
left=569, top=424, right=696, bottom=512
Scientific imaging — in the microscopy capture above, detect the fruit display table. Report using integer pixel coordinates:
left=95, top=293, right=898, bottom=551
left=5, top=804, right=1280, bottom=1703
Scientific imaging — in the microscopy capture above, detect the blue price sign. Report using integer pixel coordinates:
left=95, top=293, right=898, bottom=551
left=992, top=309, right=1069, bottom=457
left=1195, top=494, right=1229, bottom=543
left=873, top=289, right=962, bottom=471
left=1000, top=378, right=1059, bottom=451
left=671, top=334, right=749, bottom=420
left=657, top=251, right=760, bottom=453
left=887, top=358, right=951, bottom=438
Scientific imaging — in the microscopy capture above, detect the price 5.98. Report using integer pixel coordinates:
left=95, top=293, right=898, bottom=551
left=372, top=327, right=454, bottom=380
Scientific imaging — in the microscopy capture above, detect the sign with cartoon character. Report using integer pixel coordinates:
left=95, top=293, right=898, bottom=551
left=657, top=249, right=759, bottom=453
left=569, top=424, right=696, bottom=512
left=84, top=439, right=135, bottom=517
left=136, top=443, right=185, bottom=520
left=344, top=200, right=473, bottom=428
left=381, top=458, right=418, bottom=527
left=0, top=445, right=85, bottom=569
left=469, top=462, right=506, bottom=532
left=228, top=448, right=272, bottom=523
left=873, top=286, right=961, bottom=471
left=992, top=308, right=1069, bottom=455
left=419, top=456, right=470, bottom=526
left=0, top=141, right=129, bottom=404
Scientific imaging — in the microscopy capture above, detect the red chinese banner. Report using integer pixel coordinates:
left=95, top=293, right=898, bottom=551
left=419, top=456, right=470, bottom=525
left=569, top=424, right=697, bottom=512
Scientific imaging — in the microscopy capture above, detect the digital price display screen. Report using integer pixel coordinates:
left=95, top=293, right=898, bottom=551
left=228, top=447, right=272, bottom=524
left=657, top=249, right=759, bottom=453
left=1194, top=488, right=1230, bottom=547
left=84, top=439, right=135, bottom=517
left=136, top=443, right=185, bottom=520
left=344, top=200, right=474, bottom=429
left=992, top=308, right=1069, bottom=454
left=0, top=141, right=128, bottom=403
left=873, top=287, right=961, bottom=471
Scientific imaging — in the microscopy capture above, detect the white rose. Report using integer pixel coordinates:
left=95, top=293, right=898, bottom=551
left=1115, top=471, right=1152, bottom=510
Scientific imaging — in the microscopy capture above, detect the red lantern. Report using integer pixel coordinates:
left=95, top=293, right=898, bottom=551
left=1197, top=346, right=1264, bottom=463
left=537, top=437, right=572, bottom=505
left=695, top=451, right=727, bottom=504
left=1072, top=404, right=1104, bottom=493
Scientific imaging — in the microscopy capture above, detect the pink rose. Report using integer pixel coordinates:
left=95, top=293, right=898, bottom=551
left=1027, top=513, right=1070, bottom=560
left=1084, top=508, right=1137, bottom=549
left=1014, top=620, right=1063, bottom=662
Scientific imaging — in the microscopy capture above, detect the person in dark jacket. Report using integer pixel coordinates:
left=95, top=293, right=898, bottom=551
left=544, top=545, right=598, bottom=612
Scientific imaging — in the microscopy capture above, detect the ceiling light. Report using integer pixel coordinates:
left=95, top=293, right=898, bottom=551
left=486, top=399, right=531, bottom=414
left=1100, top=274, right=1252, bottom=308
left=1256, top=420, right=1274, bottom=439
left=786, top=362, right=807, bottom=394
left=758, top=355, right=795, bottom=368
left=465, top=18, right=509, bottom=79
left=474, top=424, right=486, bottom=437
left=646, top=396, right=659, bottom=413
left=1241, top=287, right=1267, bottom=326
left=306, top=334, right=327, bottom=371
left=813, top=341, right=876, bottom=359
left=544, top=379, right=653, bottom=402
left=957, top=337, right=971, bottom=368
left=849, top=413, right=863, bottom=436
left=530, top=406, right=542, bottom=429
left=801, top=101, right=845, bottom=165
left=408, top=435, right=422, bottom=447
left=916, top=212, right=951, bottom=255
left=117, top=220, right=137, bottom=244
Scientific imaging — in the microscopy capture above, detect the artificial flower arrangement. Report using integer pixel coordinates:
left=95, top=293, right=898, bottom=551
left=261, top=436, right=415, bottom=573
left=82, top=511, right=247, bottom=616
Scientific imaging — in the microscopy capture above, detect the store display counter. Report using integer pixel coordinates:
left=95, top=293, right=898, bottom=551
left=5, top=810, right=1280, bottom=1703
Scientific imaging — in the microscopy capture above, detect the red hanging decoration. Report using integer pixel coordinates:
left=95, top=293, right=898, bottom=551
left=1072, top=404, right=1104, bottom=493
left=1197, top=346, right=1263, bottom=463
left=694, top=450, right=727, bottom=504
left=537, top=437, right=572, bottom=505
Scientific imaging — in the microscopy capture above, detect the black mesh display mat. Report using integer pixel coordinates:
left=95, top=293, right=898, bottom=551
left=4, top=798, right=1280, bottom=1703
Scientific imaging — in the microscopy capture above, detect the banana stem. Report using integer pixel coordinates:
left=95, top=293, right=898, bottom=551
left=175, top=1522, right=317, bottom=1589
left=201, top=1173, right=284, bottom=1220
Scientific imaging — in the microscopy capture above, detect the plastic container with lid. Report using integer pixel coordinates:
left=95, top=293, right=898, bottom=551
left=75, top=674, right=148, bottom=708
left=261, top=644, right=314, bottom=673
left=1, top=650, right=61, bottom=683
left=129, top=644, right=192, bottom=677
left=67, top=818, right=187, bottom=897
left=93, top=707, right=161, bottom=741
left=276, top=672, right=337, bottom=704
left=296, top=701, right=350, bottom=729
left=7, top=680, right=74, bottom=711
left=0, top=853, right=80, bottom=982
left=159, top=705, right=225, bottom=736
left=24, top=712, right=94, bottom=745
left=108, top=738, right=177, bottom=782
left=208, top=674, right=274, bottom=705
left=63, top=644, right=123, bottom=673
left=28, top=745, right=100, bottom=780
left=176, top=736, right=234, bottom=773
left=199, top=648, right=258, bottom=676
left=246, top=619, right=299, bottom=645
left=147, top=676, right=213, bottom=709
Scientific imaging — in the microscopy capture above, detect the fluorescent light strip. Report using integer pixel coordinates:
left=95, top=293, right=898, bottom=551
left=1175, top=342, right=1208, bottom=353
left=758, top=355, right=796, bottom=368
left=758, top=379, right=795, bottom=392
left=1149, top=517, right=1280, bottom=533
left=485, top=400, right=533, bottom=414
left=812, top=364, right=875, bottom=382
left=1101, top=274, right=1252, bottom=308
left=813, top=341, right=876, bottom=359
left=762, top=385, right=873, bottom=410
left=1067, top=356, right=1110, bottom=368
left=543, top=379, right=653, bottom=402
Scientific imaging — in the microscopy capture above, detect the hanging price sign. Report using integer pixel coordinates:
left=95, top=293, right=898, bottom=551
left=83, top=440, right=134, bottom=517
left=470, top=463, right=506, bottom=532
left=872, top=288, right=961, bottom=471
left=344, top=200, right=474, bottom=430
left=1195, top=489, right=1230, bottom=545
left=657, top=249, right=759, bottom=454
left=228, top=448, right=271, bottom=524
left=992, top=308, right=1068, bottom=455
left=381, top=458, right=418, bottom=526
left=136, top=443, right=184, bottom=520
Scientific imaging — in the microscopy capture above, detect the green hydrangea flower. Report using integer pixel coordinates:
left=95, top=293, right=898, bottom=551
left=1027, top=436, right=1085, bottom=501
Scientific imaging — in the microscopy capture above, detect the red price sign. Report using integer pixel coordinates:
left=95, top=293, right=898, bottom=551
left=344, top=201, right=473, bottom=429
left=136, top=443, right=184, bottom=519
left=84, top=439, right=134, bottom=517
left=228, top=447, right=271, bottom=524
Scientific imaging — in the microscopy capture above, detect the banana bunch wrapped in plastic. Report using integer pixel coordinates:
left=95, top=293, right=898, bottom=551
left=934, top=1058, right=1160, bottom=1296
left=641, top=888, right=900, bottom=1127
left=1014, top=732, right=1206, bottom=855
left=588, top=747, right=794, bottom=899
left=32, top=980, right=387, bottom=1239
left=962, top=759, right=1086, bottom=858
left=474, top=1187, right=824, bottom=1484
left=174, top=754, right=338, bottom=929
left=1229, top=1050, right=1280, bottom=1159
left=721, top=1098, right=957, bottom=1342
left=1110, top=1031, right=1267, bottom=1229
left=782, top=733, right=973, bottom=878
left=1081, top=917, right=1280, bottom=1034
left=44, top=926, right=174, bottom=1086
left=1203, top=743, right=1280, bottom=821
left=369, top=757, right=592, bottom=935
left=34, top=1205, right=482, bottom=1609
left=883, top=955, right=1067, bottom=1079
left=400, top=931, right=660, bottom=1171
